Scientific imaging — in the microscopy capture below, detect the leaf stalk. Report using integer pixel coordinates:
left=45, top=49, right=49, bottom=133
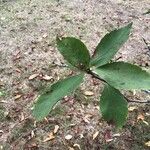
left=87, top=69, right=150, bottom=104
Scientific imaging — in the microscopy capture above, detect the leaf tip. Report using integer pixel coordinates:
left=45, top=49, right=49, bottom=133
left=127, top=22, right=133, bottom=29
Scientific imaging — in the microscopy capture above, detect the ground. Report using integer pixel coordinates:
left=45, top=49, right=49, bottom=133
left=0, top=0, right=150, bottom=149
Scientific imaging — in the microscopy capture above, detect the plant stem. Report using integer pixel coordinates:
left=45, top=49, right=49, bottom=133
left=86, top=69, right=107, bottom=83
left=87, top=69, right=150, bottom=104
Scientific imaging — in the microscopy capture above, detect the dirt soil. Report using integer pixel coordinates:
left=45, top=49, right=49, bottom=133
left=0, top=0, right=150, bottom=149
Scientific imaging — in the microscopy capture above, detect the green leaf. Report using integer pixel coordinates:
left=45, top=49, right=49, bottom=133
left=32, top=74, right=84, bottom=121
left=90, top=23, right=132, bottom=67
left=100, top=84, right=128, bottom=128
left=95, top=62, right=150, bottom=90
left=0, top=91, right=5, bottom=97
left=57, top=37, right=90, bottom=71
left=143, top=9, right=150, bottom=15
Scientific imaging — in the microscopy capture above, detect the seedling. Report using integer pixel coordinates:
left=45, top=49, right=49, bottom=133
left=0, top=90, right=5, bottom=97
left=32, top=23, right=150, bottom=128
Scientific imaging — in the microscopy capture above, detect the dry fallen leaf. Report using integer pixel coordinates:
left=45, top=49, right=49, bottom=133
left=15, top=68, right=22, bottom=73
left=44, top=117, right=49, bottom=123
left=28, top=74, right=39, bottom=80
left=128, top=106, right=137, bottom=112
left=53, top=125, right=59, bottom=134
left=73, top=144, right=81, bottom=150
left=80, top=134, right=84, bottom=139
left=93, top=131, right=99, bottom=140
left=34, top=121, right=37, bottom=127
left=86, top=114, right=92, bottom=118
left=37, top=37, right=43, bottom=42
left=133, top=90, right=136, bottom=95
left=42, top=75, right=53, bottom=81
left=145, top=113, right=150, bottom=116
left=137, top=114, right=145, bottom=121
left=14, top=94, right=22, bottom=100
left=30, top=143, right=38, bottom=148
left=81, top=104, right=84, bottom=109
left=20, top=112, right=25, bottom=121
left=43, top=33, right=48, bottom=38
left=43, top=132, right=55, bottom=142
left=4, top=111, right=9, bottom=117
left=0, top=80, right=3, bottom=86
left=84, top=91, right=94, bottom=96
left=0, top=130, right=4, bottom=133
left=95, top=106, right=100, bottom=110
left=68, top=147, right=74, bottom=150
left=143, top=120, right=149, bottom=126
left=137, top=114, right=149, bottom=125
left=69, top=124, right=76, bottom=127
left=145, top=141, right=150, bottom=147
left=104, top=130, right=113, bottom=142
left=83, top=117, right=90, bottom=123
left=31, top=130, right=35, bottom=138
left=83, top=114, right=92, bottom=123
left=65, top=134, right=73, bottom=140
left=106, top=138, right=113, bottom=142
left=1, top=17, right=5, bottom=20
left=112, top=133, right=121, bottom=137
